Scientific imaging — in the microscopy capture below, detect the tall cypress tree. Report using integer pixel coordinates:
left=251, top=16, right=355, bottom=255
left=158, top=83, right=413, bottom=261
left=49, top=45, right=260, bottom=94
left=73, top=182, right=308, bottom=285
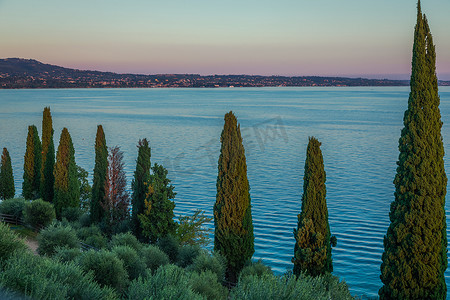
left=41, top=107, right=55, bottom=203
left=292, top=137, right=335, bottom=277
left=379, top=2, right=447, bottom=298
left=0, top=148, right=15, bottom=200
left=23, top=125, right=42, bottom=200
left=214, top=111, right=254, bottom=284
left=90, top=125, right=108, bottom=223
left=53, top=128, right=80, bottom=219
left=131, top=138, right=151, bottom=239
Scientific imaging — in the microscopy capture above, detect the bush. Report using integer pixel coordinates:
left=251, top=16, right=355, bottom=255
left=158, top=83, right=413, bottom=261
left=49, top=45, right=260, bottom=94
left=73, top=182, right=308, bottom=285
left=110, top=232, right=142, bottom=252
left=53, top=247, right=82, bottom=263
left=61, top=207, right=83, bottom=223
left=79, top=249, right=129, bottom=293
left=0, top=251, right=119, bottom=300
left=230, top=273, right=353, bottom=300
left=127, top=264, right=203, bottom=300
left=187, top=252, right=226, bottom=284
left=239, top=260, right=273, bottom=279
left=139, top=245, right=170, bottom=272
left=37, top=224, right=79, bottom=256
left=111, top=246, right=146, bottom=281
left=157, top=235, right=179, bottom=263
left=23, top=199, right=55, bottom=230
left=77, top=225, right=107, bottom=249
left=0, top=198, right=27, bottom=220
left=190, top=270, right=228, bottom=300
left=177, top=244, right=201, bottom=268
left=0, top=223, right=28, bottom=264
left=79, top=213, right=91, bottom=227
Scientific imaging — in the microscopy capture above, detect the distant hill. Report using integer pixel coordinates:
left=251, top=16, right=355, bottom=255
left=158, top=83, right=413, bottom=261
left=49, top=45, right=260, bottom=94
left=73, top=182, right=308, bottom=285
left=0, top=58, right=448, bottom=89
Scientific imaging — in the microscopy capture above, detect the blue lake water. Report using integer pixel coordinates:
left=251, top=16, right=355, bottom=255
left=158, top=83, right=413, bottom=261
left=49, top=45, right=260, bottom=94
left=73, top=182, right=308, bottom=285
left=1, top=87, right=450, bottom=298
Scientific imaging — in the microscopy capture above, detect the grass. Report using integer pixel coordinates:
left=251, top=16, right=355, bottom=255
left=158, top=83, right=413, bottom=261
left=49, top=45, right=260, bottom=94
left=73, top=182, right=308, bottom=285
left=7, top=224, right=38, bottom=239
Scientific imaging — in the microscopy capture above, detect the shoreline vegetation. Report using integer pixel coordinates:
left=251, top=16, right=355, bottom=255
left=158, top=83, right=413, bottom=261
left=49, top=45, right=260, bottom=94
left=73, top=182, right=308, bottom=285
left=1, top=58, right=450, bottom=89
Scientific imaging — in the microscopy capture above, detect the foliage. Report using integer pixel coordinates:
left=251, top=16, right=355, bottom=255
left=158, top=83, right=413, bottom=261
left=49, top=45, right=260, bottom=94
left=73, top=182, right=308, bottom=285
left=177, top=244, right=202, bottom=268
left=79, top=249, right=129, bottom=294
left=0, top=198, right=27, bottom=219
left=23, top=198, right=56, bottom=229
left=91, top=125, right=108, bottom=223
left=37, top=223, right=79, bottom=256
left=0, top=223, right=28, bottom=264
left=157, top=234, right=180, bottom=263
left=53, top=247, right=82, bottom=263
left=111, top=246, right=146, bottom=281
left=187, top=252, right=226, bottom=284
left=23, top=125, right=42, bottom=200
left=214, top=111, right=254, bottom=283
left=379, top=3, right=448, bottom=299
left=53, top=127, right=80, bottom=219
left=177, top=209, right=212, bottom=247
left=102, top=146, right=130, bottom=234
left=139, top=245, right=170, bottom=272
left=40, top=106, right=55, bottom=203
left=0, top=148, right=15, bottom=200
left=61, top=206, right=83, bottom=222
left=109, top=232, right=142, bottom=252
left=0, top=251, right=119, bottom=300
left=77, top=165, right=92, bottom=211
left=239, top=260, right=273, bottom=279
left=127, top=264, right=204, bottom=300
left=131, top=138, right=151, bottom=240
left=77, top=225, right=107, bottom=249
left=189, top=270, right=228, bottom=300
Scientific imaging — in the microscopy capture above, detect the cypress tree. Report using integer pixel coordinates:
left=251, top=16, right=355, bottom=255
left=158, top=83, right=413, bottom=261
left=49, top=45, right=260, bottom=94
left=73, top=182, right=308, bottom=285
left=53, top=128, right=80, bottom=219
left=379, top=2, right=447, bottom=298
left=90, top=125, right=108, bottom=223
left=23, top=125, right=42, bottom=200
left=292, top=137, right=335, bottom=277
left=131, top=138, right=151, bottom=239
left=41, top=107, right=55, bottom=202
left=214, top=111, right=254, bottom=284
left=0, top=148, right=15, bottom=200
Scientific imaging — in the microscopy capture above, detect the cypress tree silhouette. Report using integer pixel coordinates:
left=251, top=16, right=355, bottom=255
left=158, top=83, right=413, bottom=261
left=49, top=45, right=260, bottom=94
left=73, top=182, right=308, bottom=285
left=214, top=111, right=254, bottom=284
left=292, top=137, right=335, bottom=277
left=23, top=125, right=42, bottom=199
left=379, top=1, right=447, bottom=298
left=0, top=148, right=15, bottom=200
left=41, top=107, right=55, bottom=202
left=91, top=125, right=108, bottom=223
left=53, top=128, right=80, bottom=219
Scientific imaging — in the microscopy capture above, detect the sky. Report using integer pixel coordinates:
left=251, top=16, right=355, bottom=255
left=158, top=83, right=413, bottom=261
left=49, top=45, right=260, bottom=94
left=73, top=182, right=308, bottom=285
left=0, top=0, right=449, bottom=79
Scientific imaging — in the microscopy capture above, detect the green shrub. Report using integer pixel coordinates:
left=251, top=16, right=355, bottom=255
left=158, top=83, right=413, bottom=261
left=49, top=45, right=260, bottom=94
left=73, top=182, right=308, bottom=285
left=23, top=199, right=55, bottom=230
left=0, top=223, right=28, bottom=264
left=0, top=198, right=27, bottom=219
left=127, top=264, right=203, bottom=300
left=53, top=247, right=82, bottom=263
left=61, top=206, right=83, bottom=223
left=187, top=252, right=226, bottom=284
left=37, top=224, right=79, bottom=256
left=79, top=249, right=129, bottom=293
left=112, top=246, right=146, bottom=281
left=77, top=225, right=107, bottom=249
left=0, top=251, right=119, bottom=300
left=157, top=235, right=179, bottom=263
left=239, top=260, right=273, bottom=279
left=177, top=244, right=201, bottom=268
left=139, top=245, right=170, bottom=272
left=79, top=213, right=91, bottom=227
left=190, top=270, right=228, bottom=300
left=110, top=232, right=142, bottom=252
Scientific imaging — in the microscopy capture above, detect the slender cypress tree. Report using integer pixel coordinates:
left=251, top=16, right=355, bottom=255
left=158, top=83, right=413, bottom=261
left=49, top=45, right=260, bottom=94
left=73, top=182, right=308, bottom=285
left=0, top=148, right=15, bottom=200
left=41, top=107, right=55, bottom=202
left=23, top=125, right=42, bottom=200
left=379, top=2, right=447, bottom=298
left=53, top=128, right=80, bottom=219
left=292, top=137, right=335, bottom=277
left=90, top=125, right=108, bottom=223
left=214, top=111, right=254, bottom=284
left=131, top=138, right=151, bottom=239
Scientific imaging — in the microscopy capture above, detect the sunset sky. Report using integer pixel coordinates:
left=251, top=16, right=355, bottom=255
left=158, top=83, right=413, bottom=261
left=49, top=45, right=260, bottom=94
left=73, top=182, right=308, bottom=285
left=1, top=0, right=449, bottom=79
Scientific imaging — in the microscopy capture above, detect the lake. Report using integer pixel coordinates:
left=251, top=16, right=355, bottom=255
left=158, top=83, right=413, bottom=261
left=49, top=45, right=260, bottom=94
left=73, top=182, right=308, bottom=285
left=1, top=87, right=450, bottom=298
